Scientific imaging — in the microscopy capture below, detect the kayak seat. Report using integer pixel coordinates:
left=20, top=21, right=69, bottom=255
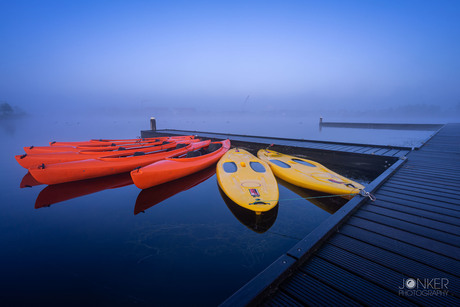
left=206, top=143, right=223, bottom=154
left=176, top=143, right=187, bottom=149
left=162, top=141, right=170, bottom=145
left=117, top=147, right=126, bottom=151
left=186, top=150, right=202, bottom=158
left=133, top=152, right=145, bottom=156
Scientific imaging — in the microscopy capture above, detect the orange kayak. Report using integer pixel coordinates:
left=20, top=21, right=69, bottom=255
left=131, top=139, right=230, bottom=189
left=16, top=141, right=182, bottom=169
left=25, top=141, right=162, bottom=154
left=29, top=140, right=211, bottom=185
left=49, top=135, right=195, bottom=147
left=26, top=136, right=196, bottom=154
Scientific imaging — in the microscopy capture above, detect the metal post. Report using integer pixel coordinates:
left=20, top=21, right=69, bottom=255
left=150, top=117, right=156, bottom=131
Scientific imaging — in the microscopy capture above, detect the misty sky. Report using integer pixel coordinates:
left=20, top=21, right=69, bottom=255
left=1, top=0, right=459, bottom=116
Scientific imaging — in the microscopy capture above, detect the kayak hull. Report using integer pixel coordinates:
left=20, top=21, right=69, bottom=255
left=131, top=139, right=230, bottom=189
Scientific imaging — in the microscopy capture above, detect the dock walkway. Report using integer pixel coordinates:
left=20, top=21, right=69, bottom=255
left=223, top=123, right=460, bottom=306
left=143, top=128, right=412, bottom=158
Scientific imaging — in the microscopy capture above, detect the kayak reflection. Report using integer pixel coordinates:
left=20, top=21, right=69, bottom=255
left=134, top=166, right=216, bottom=215
left=277, top=178, right=347, bottom=214
left=218, top=186, right=278, bottom=233
left=20, top=171, right=44, bottom=188
left=35, top=172, right=133, bottom=208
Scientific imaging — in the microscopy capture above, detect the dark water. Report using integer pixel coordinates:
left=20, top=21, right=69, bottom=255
left=0, top=115, right=434, bottom=306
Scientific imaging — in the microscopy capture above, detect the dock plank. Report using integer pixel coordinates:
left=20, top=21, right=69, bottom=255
left=301, top=257, right=409, bottom=306
left=277, top=273, right=360, bottom=306
left=384, top=179, right=460, bottom=196
left=370, top=199, right=460, bottom=226
left=316, top=244, right=444, bottom=306
left=328, top=233, right=460, bottom=295
left=360, top=203, right=460, bottom=235
left=338, top=226, right=460, bottom=277
left=355, top=209, right=460, bottom=247
left=378, top=187, right=460, bottom=208
left=347, top=216, right=460, bottom=260
left=375, top=193, right=460, bottom=217
left=389, top=174, right=460, bottom=190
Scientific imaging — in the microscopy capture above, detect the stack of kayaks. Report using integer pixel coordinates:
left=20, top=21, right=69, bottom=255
left=18, top=140, right=174, bottom=169
left=23, top=135, right=196, bottom=154
left=15, top=135, right=221, bottom=185
left=29, top=140, right=210, bottom=185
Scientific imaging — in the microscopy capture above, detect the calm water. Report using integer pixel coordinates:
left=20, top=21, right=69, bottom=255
left=0, top=115, right=434, bottom=306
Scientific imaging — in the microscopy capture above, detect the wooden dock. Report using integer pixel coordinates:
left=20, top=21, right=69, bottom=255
left=221, top=123, right=460, bottom=306
left=142, top=128, right=413, bottom=157
left=141, top=121, right=459, bottom=305
left=319, top=118, right=443, bottom=131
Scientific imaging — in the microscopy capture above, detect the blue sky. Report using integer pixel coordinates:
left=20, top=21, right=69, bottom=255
left=1, top=0, right=459, bottom=116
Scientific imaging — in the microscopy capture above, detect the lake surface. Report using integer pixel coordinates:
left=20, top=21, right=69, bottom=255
left=0, top=115, right=435, bottom=305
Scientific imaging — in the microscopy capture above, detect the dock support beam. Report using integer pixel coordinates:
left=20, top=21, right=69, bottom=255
left=150, top=117, right=156, bottom=131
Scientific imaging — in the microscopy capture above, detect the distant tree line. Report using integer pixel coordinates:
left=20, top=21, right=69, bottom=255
left=1, top=102, right=13, bottom=116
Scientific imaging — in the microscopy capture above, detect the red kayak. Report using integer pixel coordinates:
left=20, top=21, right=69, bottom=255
left=49, top=135, right=195, bottom=147
left=29, top=140, right=211, bottom=185
left=131, top=139, right=230, bottom=189
left=24, top=140, right=165, bottom=154
left=17, top=141, right=174, bottom=169
left=26, top=135, right=196, bottom=154
left=16, top=140, right=202, bottom=169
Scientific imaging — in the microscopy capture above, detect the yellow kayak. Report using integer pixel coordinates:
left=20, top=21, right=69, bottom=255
left=257, top=149, right=364, bottom=198
left=217, top=148, right=279, bottom=214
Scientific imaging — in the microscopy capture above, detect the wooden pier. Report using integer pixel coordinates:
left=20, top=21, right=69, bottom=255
left=141, top=122, right=459, bottom=305
left=221, top=123, right=460, bottom=306
left=319, top=118, right=443, bottom=131
left=142, top=128, right=413, bottom=156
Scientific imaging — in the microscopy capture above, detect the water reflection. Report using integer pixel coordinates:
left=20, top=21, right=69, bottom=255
left=35, top=172, right=133, bottom=208
left=20, top=171, right=44, bottom=188
left=219, top=187, right=278, bottom=233
left=277, top=178, right=347, bottom=214
left=134, top=166, right=216, bottom=214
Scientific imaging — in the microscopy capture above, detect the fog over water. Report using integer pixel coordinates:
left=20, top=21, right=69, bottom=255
left=1, top=0, right=459, bottom=128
